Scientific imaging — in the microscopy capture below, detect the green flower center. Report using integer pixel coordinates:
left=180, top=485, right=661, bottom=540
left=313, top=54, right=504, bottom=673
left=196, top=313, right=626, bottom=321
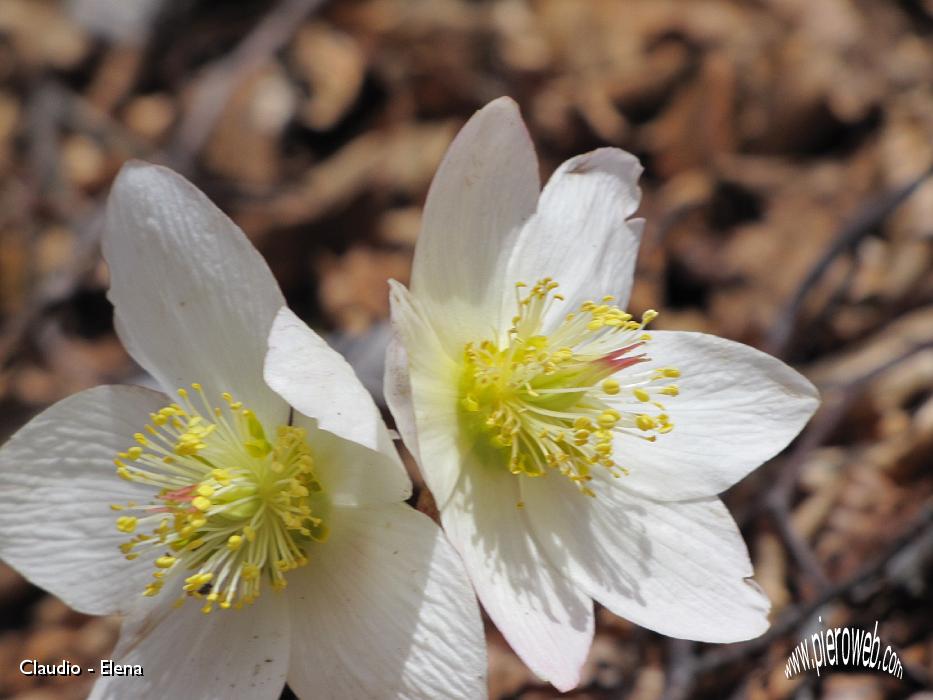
left=458, top=278, right=680, bottom=497
left=112, top=384, right=329, bottom=613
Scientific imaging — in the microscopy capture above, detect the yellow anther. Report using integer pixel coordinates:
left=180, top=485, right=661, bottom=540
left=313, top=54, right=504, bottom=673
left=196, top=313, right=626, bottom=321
left=597, top=411, right=619, bottom=429
left=155, top=555, right=177, bottom=569
left=635, top=414, right=657, bottom=431
left=116, top=516, right=138, bottom=533
left=633, top=388, right=651, bottom=402
left=192, top=496, right=212, bottom=511
left=602, top=379, right=620, bottom=395
left=196, top=484, right=214, bottom=498
left=660, top=385, right=679, bottom=396
left=227, top=535, right=243, bottom=551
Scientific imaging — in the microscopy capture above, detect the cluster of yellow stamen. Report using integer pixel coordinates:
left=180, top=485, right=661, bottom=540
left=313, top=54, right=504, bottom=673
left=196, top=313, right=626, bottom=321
left=458, top=278, right=680, bottom=496
left=111, top=383, right=328, bottom=613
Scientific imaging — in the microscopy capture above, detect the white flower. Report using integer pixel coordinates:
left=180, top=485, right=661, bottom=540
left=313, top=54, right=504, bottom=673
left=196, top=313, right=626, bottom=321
left=385, top=98, right=820, bottom=691
left=0, top=162, right=486, bottom=700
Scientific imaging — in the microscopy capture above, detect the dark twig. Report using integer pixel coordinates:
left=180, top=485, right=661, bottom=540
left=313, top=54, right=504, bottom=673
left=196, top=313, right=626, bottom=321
left=766, top=164, right=933, bottom=358
left=164, top=0, right=328, bottom=173
left=0, top=0, right=326, bottom=371
left=761, top=390, right=849, bottom=593
left=761, top=340, right=933, bottom=595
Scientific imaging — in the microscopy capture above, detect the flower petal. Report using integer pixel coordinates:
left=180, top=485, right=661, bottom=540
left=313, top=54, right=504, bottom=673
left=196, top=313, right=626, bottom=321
left=523, top=473, right=770, bottom=642
left=442, top=467, right=593, bottom=692
left=89, top=582, right=290, bottom=700
left=264, top=307, right=410, bottom=506
left=612, top=331, right=820, bottom=500
left=103, top=161, right=287, bottom=427
left=0, top=385, right=172, bottom=616
left=286, top=504, right=486, bottom=700
left=384, top=332, right=420, bottom=460
left=387, top=281, right=462, bottom=508
left=505, top=148, right=644, bottom=329
left=412, top=97, right=540, bottom=350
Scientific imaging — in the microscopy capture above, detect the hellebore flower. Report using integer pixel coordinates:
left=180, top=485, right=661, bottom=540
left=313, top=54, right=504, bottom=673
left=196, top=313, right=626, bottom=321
left=0, top=162, right=485, bottom=699
left=385, top=98, right=819, bottom=691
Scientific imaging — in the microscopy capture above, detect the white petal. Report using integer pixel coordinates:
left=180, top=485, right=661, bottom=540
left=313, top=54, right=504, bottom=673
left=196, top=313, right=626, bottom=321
left=613, top=331, right=820, bottom=500
left=0, top=385, right=171, bottom=616
left=505, top=148, right=644, bottom=328
left=264, top=307, right=410, bottom=506
left=89, top=583, right=290, bottom=700
left=523, top=473, right=770, bottom=642
left=412, top=97, right=540, bottom=350
left=286, top=504, right=486, bottom=700
left=387, top=281, right=462, bottom=508
left=384, top=332, right=420, bottom=461
left=442, top=467, right=593, bottom=692
left=103, top=161, right=288, bottom=427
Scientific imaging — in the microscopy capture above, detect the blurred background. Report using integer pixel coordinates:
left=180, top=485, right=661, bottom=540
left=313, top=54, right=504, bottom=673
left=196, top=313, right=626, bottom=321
left=0, top=0, right=932, bottom=698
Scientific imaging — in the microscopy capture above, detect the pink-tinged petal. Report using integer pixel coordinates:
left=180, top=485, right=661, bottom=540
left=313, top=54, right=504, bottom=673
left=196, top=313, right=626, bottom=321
left=412, top=97, right=540, bottom=351
left=523, top=473, right=770, bottom=642
left=442, top=467, right=593, bottom=692
left=286, top=504, right=486, bottom=700
left=0, top=385, right=170, bottom=616
left=611, top=331, right=819, bottom=500
left=104, top=161, right=288, bottom=427
left=506, top=148, right=644, bottom=330
left=264, top=307, right=410, bottom=506
left=89, top=583, right=289, bottom=700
